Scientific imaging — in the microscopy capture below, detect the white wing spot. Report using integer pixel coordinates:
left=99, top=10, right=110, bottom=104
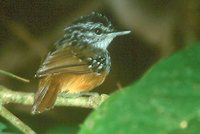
left=87, top=57, right=92, bottom=61
left=98, top=64, right=103, bottom=70
left=93, top=59, right=97, bottom=63
left=88, top=65, right=92, bottom=68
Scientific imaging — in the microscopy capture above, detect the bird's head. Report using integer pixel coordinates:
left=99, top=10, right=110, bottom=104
left=58, top=12, right=130, bottom=49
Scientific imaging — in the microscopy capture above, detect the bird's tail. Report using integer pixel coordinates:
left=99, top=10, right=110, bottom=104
left=32, top=77, right=59, bottom=114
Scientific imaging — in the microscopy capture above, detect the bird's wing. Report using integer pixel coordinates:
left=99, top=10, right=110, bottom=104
left=35, top=46, right=92, bottom=78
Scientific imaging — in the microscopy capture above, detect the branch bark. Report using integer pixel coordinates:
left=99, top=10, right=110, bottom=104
left=0, top=106, right=36, bottom=134
left=0, top=85, right=109, bottom=109
left=0, top=69, right=30, bottom=83
left=0, top=85, right=109, bottom=133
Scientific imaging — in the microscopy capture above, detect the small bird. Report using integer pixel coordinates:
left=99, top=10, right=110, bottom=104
left=32, top=12, right=130, bottom=114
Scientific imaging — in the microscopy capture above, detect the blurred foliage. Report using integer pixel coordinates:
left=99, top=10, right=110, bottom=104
left=45, top=125, right=78, bottom=134
left=0, top=121, right=20, bottom=134
left=80, top=44, right=200, bottom=134
left=0, top=122, right=6, bottom=133
left=0, top=0, right=200, bottom=133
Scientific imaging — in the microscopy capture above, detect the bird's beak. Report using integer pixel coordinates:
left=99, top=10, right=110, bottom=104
left=108, top=31, right=131, bottom=37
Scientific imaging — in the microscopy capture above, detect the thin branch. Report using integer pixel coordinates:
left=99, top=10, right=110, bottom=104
left=0, top=70, right=30, bottom=83
left=0, top=85, right=109, bottom=133
left=0, top=85, right=109, bottom=109
left=0, top=106, right=36, bottom=134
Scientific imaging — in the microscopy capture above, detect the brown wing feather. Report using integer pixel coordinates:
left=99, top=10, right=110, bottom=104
left=36, top=46, right=92, bottom=77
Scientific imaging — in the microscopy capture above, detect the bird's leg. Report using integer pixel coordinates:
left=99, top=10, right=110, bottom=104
left=58, top=92, right=99, bottom=98
left=79, top=92, right=99, bottom=97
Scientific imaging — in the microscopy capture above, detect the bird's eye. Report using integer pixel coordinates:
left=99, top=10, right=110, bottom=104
left=95, top=28, right=102, bottom=35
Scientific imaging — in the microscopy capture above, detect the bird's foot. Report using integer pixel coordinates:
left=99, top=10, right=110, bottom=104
left=58, top=92, right=99, bottom=98
left=79, top=92, right=99, bottom=97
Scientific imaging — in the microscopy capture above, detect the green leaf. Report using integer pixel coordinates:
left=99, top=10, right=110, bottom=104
left=45, top=125, right=78, bottom=134
left=79, top=44, right=200, bottom=134
left=0, top=122, right=19, bottom=134
left=0, top=122, right=7, bottom=132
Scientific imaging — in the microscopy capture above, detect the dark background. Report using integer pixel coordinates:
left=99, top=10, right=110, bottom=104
left=0, top=0, right=199, bottom=133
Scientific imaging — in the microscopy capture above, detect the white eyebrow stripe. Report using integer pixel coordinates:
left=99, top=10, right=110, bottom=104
left=64, top=22, right=110, bottom=32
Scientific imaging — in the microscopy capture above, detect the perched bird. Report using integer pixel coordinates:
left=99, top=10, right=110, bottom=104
left=32, top=12, right=130, bottom=114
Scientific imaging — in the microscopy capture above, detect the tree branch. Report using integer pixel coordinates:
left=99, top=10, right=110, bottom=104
left=0, top=85, right=109, bottom=133
left=0, top=85, right=109, bottom=109
left=0, top=69, right=109, bottom=133
left=0, top=106, right=36, bottom=134
left=0, top=69, right=30, bottom=83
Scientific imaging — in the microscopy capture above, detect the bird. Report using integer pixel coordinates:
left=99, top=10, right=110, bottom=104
left=31, top=12, right=130, bottom=114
